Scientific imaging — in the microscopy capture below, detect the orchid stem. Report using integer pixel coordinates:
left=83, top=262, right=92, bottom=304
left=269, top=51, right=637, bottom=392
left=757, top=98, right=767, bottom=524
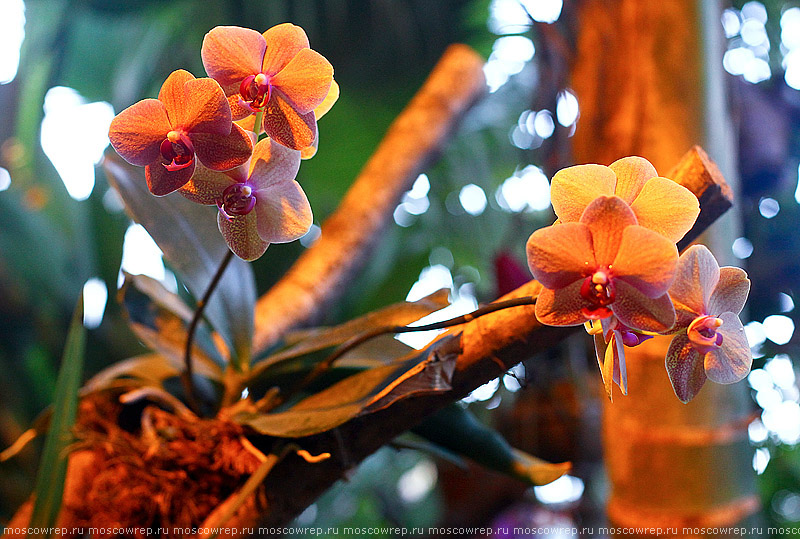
left=182, top=249, right=235, bottom=414
left=268, top=295, right=538, bottom=411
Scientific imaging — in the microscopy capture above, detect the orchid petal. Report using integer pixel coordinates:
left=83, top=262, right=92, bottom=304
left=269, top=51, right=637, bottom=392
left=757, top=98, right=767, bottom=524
left=262, top=23, right=310, bottom=76
left=145, top=159, right=195, bottom=196
left=613, top=334, right=628, bottom=395
left=179, top=78, right=232, bottom=135
left=665, top=332, right=706, bottom=403
left=550, top=164, right=616, bottom=222
left=708, top=267, right=750, bottom=316
left=271, top=48, right=333, bottom=114
left=108, top=99, right=170, bottom=166
left=669, top=245, right=720, bottom=317
left=611, top=280, right=675, bottom=333
left=158, top=69, right=195, bottom=126
left=705, top=312, right=752, bottom=384
left=202, top=26, right=266, bottom=95
left=630, top=177, right=700, bottom=243
left=263, top=93, right=317, bottom=150
left=580, top=195, right=637, bottom=265
left=314, top=79, right=340, bottom=120
left=535, top=281, right=593, bottom=326
left=192, top=123, right=253, bottom=172
left=178, top=163, right=237, bottom=205
left=301, top=135, right=319, bottom=160
left=218, top=210, right=268, bottom=261
left=254, top=179, right=313, bottom=243
left=595, top=333, right=615, bottom=400
left=613, top=225, right=678, bottom=297
left=609, top=156, right=657, bottom=204
left=248, top=138, right=302, bottom=189
left=526, top=222, right=594, bottom=289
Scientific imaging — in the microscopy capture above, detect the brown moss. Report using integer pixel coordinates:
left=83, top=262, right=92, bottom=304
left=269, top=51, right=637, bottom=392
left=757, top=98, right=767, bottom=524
left=65, top=392, right=262, bottom=538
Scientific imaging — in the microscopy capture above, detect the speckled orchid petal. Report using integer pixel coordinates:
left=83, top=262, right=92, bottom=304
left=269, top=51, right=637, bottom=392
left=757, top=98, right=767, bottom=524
left=202, top=26, right=266, bottom=95
left=108, top=99, right=171, bottom=166
left=608, top=156, right=658, bottom=204
left=580, top=195, right=637, bottom=265
left=179, top=78, right=233, bottom=135
left=145, top=159, right=195, bottom=196
left=613, top=225, right=678, bottom=297
left=179, top=163, right=238, bottom=205
left=704, top=311, right=752, bottom=384
left=248, top=138, right=302, bottom=188
left=270, top=48, right=333, bottom=114
left=218, top=210, right=268, bottom=261
left=611, top=280, right=675, bottom=333
left=229, top=95, right=253, bottom=121
left=708, top=267, right=750, bottom=317
left=550, top=164, right=616, bottom=222
left=665, top=332, right=706, bottom=403
left=526, top=222, right=595, bottom=290
left=262, top=23, right=310, bottom=76
left=254, top=179, right=312, bottom=243
left=669, top=245, right=720, bottom=320
left=192, top=123, right=253, bottom=171
left=262, top=92, right=317, bottom=150
left=157, top=70, right=196, bottom=126
left=629, top=177, right=699, bottom=243
left=535, top=281, right=594, bottom=327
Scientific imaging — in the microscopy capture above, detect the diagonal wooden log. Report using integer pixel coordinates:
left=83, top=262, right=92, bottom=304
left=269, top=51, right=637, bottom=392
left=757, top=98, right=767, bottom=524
left=251, top=44, right=488, bottom=357
left=199, top=146, right=735, bottom=533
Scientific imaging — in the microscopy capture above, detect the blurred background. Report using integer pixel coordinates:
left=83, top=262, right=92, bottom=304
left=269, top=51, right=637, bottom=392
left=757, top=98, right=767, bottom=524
left=1, top=0, right=799, bottom=536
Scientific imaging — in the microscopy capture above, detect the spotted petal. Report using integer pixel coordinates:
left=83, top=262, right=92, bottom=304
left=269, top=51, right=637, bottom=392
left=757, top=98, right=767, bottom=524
left=708, top=267, right=750, bottom=316
left=526, top=222, right=594, bottom=290
left=611, top=280, right=675, bottom=333
left=263, top=92, right=317, bottom=150
left=669, top=245, right=720, bottom=320
left=179, top=163, right=237, bottom=205
left=218, top=211, right=268, bottom=261
left=704, top=312, right=751, bottom=384
left=613, top=225, right=678, bottom=297
left=192, top=123, right=253, bottom=172
left=254, top=180, right=312, bottom=243
left=550, top=164, right=616, bottom=223
left=271, top=48, right=333, bottom=114
left=145, top=159, right=195, bottom=196
left=665, top=332, right=706, bottom=403
left=108, top=98, right=171, bottom=166
left=535, top=281, right=593, bottom=327
left=262, top=23, right=310, bottom=76
left=609, top=156, right=657, bottom=204
left=581, top=195, right=637, bottom=266
left=202, top=26, right=266, bottom=95
left=630, top=177, right=699, bottom=243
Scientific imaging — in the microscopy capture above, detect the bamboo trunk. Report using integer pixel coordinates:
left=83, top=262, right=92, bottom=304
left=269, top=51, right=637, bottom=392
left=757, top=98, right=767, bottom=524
left=570, top=0, right=759, bottom=535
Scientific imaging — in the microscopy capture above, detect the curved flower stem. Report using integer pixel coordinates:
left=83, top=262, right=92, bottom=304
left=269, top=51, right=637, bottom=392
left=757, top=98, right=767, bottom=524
left=182, top=249, right=235, bottom=414
left=268, top=296, right=538, bottom=411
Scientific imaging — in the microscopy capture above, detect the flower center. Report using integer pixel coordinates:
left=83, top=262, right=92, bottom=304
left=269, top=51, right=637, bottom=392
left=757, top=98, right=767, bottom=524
left=580, top=269, right=615, bottom=319
left=219, top=183, right=256, bottom=218
left=687, top=315, right=724, bottom=354
left=160, top=130, right=195, bottom=171
left=239, top=73, right=272, bottom=112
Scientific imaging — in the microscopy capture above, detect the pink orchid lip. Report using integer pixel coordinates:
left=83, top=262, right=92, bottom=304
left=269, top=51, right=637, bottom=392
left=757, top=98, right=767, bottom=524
left=239, top=73, right=272, bottom=111
left=580, top=268, right=616, bottom=319
left=688, top=315, right=724, bottom=353
left=160, top=130, right=195, bottom=171
left=218, top=182, right=257, bottom=219
left=619, top=329, right=653, bottom=347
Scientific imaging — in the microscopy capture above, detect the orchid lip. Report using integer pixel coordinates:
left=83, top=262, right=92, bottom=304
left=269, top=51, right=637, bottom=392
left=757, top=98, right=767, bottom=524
left=219, top=182, right=257, bottom=218
left=239, top=73, right=272, bottom=111
left=688, top=315, right=724, bottom=353
left=160, top=131, right=194, bottom=171
left=580, top=268, right=615, bottom=319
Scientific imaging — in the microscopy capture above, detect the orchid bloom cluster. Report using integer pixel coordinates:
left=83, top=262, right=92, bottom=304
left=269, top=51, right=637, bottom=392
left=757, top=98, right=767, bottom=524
left=526, top=157, right=752, bottom=403
left=108, top=23, right=337, bottom=260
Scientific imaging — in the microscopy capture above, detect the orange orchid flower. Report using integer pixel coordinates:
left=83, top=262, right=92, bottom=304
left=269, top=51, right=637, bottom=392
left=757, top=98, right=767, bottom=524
left=108, top=69, right=253, bottom=196
left=201, top=24, right=335, bottom=151
left=527, top=195, right=678, bottom=333
left=664, top=245, right=752, bottom=403
left=179, top=137, right=312, bottom=261
left=550, top=156, right=699, bottom=243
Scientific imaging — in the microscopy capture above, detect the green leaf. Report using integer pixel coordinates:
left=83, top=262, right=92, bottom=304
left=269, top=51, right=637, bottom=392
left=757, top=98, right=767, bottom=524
left=238, top=335, right=460, bottom=438
left=247, top=289, right=450, bottom=382
left=28, top=297, right=86, bottom=536
left=412, top=404, right=571, bottom=486
left=103, top=154, right=256, bottom=369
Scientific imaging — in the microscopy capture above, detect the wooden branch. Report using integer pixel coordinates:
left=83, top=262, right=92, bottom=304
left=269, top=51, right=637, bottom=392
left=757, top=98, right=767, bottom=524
left=207, top=147, right=735, bottom=532
left=252, top=44, right=487, bottom=355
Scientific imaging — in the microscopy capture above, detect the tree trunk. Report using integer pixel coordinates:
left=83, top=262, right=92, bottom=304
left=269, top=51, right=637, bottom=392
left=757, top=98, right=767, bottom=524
left=571, top=0, right=759, bottom=535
